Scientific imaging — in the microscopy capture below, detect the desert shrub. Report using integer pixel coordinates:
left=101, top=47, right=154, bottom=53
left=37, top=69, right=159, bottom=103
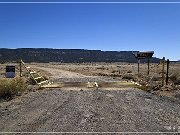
left=96, top=66, right=105, bottom=70
left=110, top=74, right=121, bottom=77
left=0, top=77, right=27, bottom=100
left=122, top=74, right=134, bottom=80
left=127, top=70, right=132, bottom=73
left=174, top=78, right=180, bottom=85
left=111, top=70, right=116, bottom=73
left=151, top=76, right=160, bottom=82
left=170, top=73, right=178, bottom=82
left=0, top=71, right=5, bottom=76
left=98, top=73, right=107, bottom=76
left=170, top=72, right=180, bottom=85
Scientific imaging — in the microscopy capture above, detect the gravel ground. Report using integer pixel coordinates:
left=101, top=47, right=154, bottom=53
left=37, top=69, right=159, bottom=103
left=0, top=65, right=180, bottom=134
left=0, top=88, right=180, bottom=134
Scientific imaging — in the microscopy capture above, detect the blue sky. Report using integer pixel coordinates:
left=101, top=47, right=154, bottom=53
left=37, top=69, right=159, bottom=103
left=0, top=1, right=180, bottom=60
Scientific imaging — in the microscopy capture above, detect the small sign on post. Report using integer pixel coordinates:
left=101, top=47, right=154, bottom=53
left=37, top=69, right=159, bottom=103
left=6, top=66, right=16, bottom=78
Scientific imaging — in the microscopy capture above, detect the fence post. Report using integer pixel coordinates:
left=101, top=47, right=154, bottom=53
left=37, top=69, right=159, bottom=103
left=138, top=59, right=140, bottom=74
left=147, top=57, right=150, bottom=75
left=162, top=57, right=165, bottom=86
left=20, top=59, right=22, bottom=77
left=166, top=59, right=170, bottom=85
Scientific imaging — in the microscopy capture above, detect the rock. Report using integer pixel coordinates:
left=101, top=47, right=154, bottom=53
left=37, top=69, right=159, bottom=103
left=80, top=89, right=83, bottom=92
left=106, top=94, right=114, bottom=98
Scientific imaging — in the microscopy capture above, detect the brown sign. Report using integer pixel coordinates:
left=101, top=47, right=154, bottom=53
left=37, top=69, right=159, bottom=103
left=134, top=51, right=154, bottom=59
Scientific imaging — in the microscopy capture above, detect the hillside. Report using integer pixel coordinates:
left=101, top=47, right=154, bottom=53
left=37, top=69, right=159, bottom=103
left=0, top=48, right=160, bottom=63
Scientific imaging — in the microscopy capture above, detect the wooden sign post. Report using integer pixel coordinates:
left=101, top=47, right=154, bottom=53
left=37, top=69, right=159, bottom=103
left=20, top=59, right=22, bottom=77
left=162, top=57, right=165, bottom=86
left=166, top=59, right=170, bottom=85
left=133, top=51, right=154, bottom=75
left=138, top=59, right=140, bottom=74
left=148, top=57, right=150, bottom=75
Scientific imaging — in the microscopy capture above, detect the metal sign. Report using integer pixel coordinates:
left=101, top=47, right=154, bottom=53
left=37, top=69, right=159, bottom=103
left=6, top=66, right=15, bottom=78
left=134, top=51, right=154, bottom=59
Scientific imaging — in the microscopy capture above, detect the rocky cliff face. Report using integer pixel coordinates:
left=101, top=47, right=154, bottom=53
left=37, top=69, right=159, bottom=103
left=0, top=48, right=160, bottom=63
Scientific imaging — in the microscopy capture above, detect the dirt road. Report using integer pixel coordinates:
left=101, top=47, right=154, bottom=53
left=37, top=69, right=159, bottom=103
left=0, top=66, right=180, bottom=133
left=33, top=66, right=119, bottom=82
left=0, top=88, right=180, bottom=133
left=33, top=66, right=87, bottom=79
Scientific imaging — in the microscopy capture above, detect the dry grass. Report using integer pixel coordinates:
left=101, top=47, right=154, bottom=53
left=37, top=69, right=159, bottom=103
left=169, top=72, right=180, bottom=85
left=122, top=74, right=134, bottom=80
left=0, top=77, right=27, bottom=100
left=28, top=75, right=48, bottom=85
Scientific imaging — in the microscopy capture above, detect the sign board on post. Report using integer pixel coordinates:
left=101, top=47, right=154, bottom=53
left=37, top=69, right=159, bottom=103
left=134, top=51, right=154, bottom=59
left=133, top=51, right=154, bottom=75
left=6, top=66, right=16, bottom=78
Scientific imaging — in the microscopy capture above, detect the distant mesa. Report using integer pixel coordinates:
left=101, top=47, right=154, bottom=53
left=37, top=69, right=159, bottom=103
left=0, top=48, right=161, bottom=63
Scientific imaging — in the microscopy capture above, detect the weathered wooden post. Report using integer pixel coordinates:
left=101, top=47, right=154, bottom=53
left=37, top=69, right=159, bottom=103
left=162, top=57, right=165, bottom=86
left=20, top=59, right=22, bottom=77
left=166, top=59, right=170, bottom=85
left=147, top=57, right=150, bottom=75
left=138, top=59, right=140, bottom=74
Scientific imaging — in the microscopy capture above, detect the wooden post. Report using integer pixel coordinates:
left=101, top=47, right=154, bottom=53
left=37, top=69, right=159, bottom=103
left=138, top=59, right=140, bottom=74
left=162, top=57, right=165, bottom=86
left=20, top=59, right=22, bottom=77
left=147, top=57, right=150, bottom=75
left=166, top=59, right=170, bottom=85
